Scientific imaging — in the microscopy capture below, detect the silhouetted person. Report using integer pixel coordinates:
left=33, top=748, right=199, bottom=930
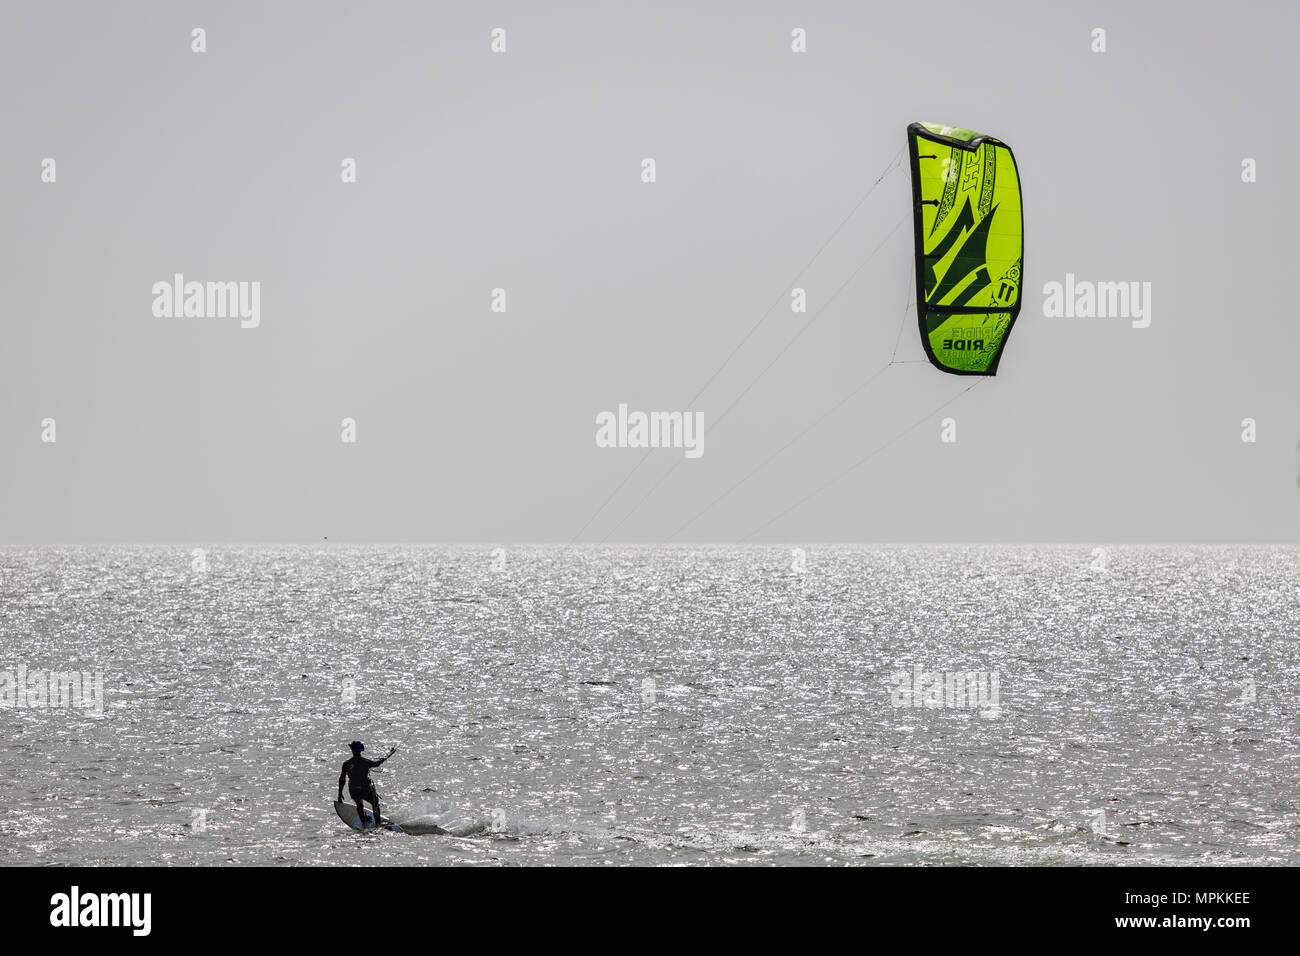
left=337, top=740, right=395, bottom=828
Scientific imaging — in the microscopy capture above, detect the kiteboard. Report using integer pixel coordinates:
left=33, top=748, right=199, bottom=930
left=334, top=800, right=404, bottom=833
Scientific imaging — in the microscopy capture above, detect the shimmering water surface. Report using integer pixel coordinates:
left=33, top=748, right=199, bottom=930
left=1, top=546, right=1297, bottom=866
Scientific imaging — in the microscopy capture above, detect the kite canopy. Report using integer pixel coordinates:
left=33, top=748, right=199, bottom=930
left=906, top=122, right=1023, bottom=375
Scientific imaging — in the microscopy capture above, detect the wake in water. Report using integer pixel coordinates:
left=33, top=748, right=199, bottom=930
left=391, top=798, right=515, bottom=837
left=386, top=799, right=483, bottom=837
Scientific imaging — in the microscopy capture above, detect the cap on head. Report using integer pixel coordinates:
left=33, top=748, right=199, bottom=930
left=349, top=740, right=364, bottom=753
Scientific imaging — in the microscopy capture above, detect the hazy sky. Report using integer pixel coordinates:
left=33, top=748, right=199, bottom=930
left=2, top=0, right=1297, bottom=543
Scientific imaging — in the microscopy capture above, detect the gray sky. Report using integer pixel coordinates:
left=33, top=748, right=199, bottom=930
left=2, top=0, right=1297, bottom=543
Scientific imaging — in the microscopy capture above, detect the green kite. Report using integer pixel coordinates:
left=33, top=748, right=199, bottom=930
left=907, top=122, right=1023, bottom=375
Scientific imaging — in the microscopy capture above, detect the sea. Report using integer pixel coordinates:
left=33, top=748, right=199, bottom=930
left=1, top=545, right=1296, bottom=866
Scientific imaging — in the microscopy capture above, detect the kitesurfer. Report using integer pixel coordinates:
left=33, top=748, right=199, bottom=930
left=337, top=740, right=396, bottom=828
